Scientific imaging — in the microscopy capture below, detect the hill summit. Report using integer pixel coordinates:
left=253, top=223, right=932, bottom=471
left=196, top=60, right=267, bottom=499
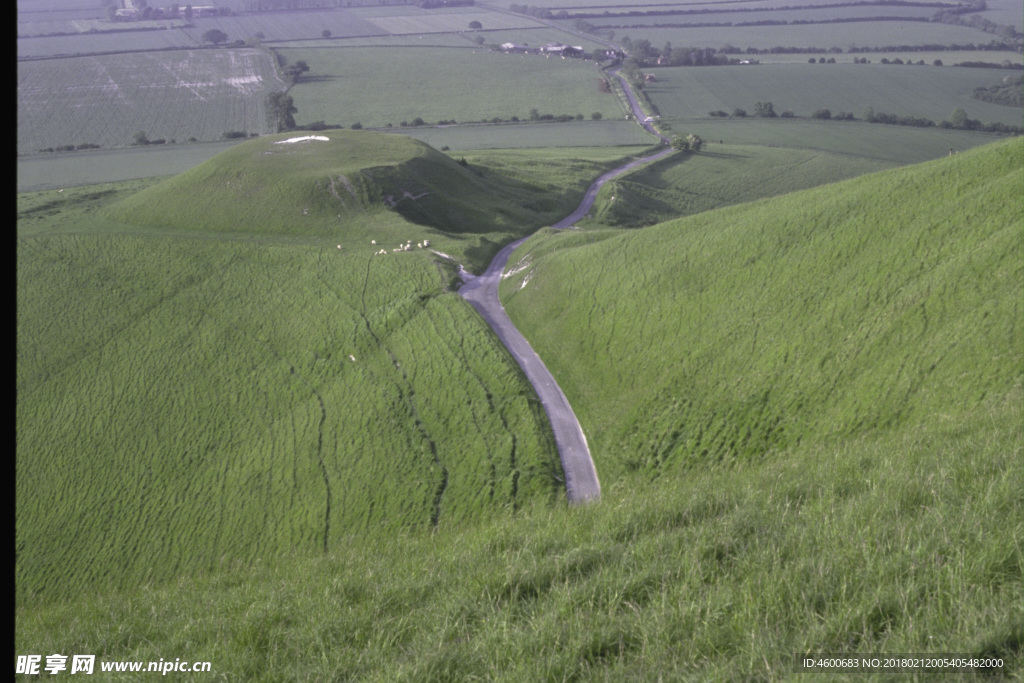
left=104, top=130, right=539, bottom=238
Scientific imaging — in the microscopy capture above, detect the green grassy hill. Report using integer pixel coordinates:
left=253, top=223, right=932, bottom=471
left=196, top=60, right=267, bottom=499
left=18, top=132, right=642, bottom=602
left=101, top=130, right=607, bottom=268
left=502, top=137, right=1022, bottom=482
left=17, top=137, right=1021, bottom=679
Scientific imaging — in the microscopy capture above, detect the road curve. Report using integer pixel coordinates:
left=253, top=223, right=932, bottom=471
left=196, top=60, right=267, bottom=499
left=459, top=241, right=600, bottom=503
left=459, top=143, right=676, bottom=503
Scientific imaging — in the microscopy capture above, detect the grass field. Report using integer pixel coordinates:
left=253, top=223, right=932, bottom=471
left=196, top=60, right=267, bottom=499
left=17, top=49, right=283, bottom=154
left=662, top=118, right=1010, bottom=163
left=644, top=63, right=1024, bottom=128
left=17, top=131, right=653, bottom=600
left=581, top=144, right=897, bottom=228
left=17, top=138, right=1022, bottom=679
left=567, top=21, right=1003, bottom=51
left=279, top=45, right=624, bottom=130
left=501, top=137, right=1022, bottom=481
left=17, top=141, right=248, bottom=192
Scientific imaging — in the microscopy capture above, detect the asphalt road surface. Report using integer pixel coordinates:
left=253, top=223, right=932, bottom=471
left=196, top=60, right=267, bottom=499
left=459, top=60, right=675, bottom=503
left=459, top=150, right=675, bottom=504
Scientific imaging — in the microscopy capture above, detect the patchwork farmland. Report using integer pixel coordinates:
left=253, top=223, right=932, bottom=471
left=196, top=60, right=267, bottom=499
left=17, top=49, right=283, bottom=154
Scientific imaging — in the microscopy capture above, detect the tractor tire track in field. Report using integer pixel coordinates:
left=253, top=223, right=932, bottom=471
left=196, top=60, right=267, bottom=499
left=360, top=255, right=448, bottom=528
left=225, top=317, right=332, bottom=554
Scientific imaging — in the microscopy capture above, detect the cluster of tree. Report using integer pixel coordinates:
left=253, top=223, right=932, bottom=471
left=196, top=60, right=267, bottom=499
left=105, top=2, right=222, bottom=22
left=507, top=4, right=557, bottom=19
left=222, top=131, right=258, bottom=139
left=972, top=75, right=1024, bottom=106
left=808, top=57, right=838, bottom=63
left=37, top=143, right=102, bottom=153
left=131, top=131, right=168, bottom=145
left=957, top=61, right=1024, bottom=70
left=202, top=29, right=229, bottom=45
left=932, top=3, right=1021, bottom=45
left=618, top=37, right=728, bottom=66
left=862, top=105, right=1022, bottom=133
left=266, top=92, right=298, bottom=131
left=671, top=133, right=703, bottom=153
left=282, top=60, right=310, bottom=82
left=560, top=0, right=965, bottom=21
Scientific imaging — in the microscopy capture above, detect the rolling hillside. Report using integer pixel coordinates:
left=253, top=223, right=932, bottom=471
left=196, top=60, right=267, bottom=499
left=502, top=137, right=1022, bottom=482
left=19, top=131, right=643, bottom=601
left=17, top=138, right=1021, bottom=679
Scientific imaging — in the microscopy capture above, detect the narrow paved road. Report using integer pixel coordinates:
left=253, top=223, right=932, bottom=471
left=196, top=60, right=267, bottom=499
left=459, top=152, right=674, bottom=504
left=460, top=242, right=600, bottom=503
left=458, top=44, right=674, bottom=503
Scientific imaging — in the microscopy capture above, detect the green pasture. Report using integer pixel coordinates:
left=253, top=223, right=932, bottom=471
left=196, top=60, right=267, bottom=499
left=663, top=119, right=1009, bottom=163
left=17, top=141, right=247, bottom=193
left=397, top=119, right=653, bottom=150
left=17, top=49, right=282, bottom=154
left=644, top=63, right=1024, bottom=127
left=582, top=144, right=896, bottom=228
left=279, top=45, right=624, bottom=130
left=501, top=137, right=1022, bottom=482
left=578, top=21, right=1001, bottom=51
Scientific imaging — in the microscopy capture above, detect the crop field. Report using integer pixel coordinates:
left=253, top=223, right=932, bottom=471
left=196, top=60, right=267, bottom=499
left=279, top=46, right=624, bottom=129
left=17, top=49, right=283, bottom=154
left=501, top=138, right=1022, bottom=480
left=566, top=21, right=1001, bottom=51
left=661, top=119, right=1014, bottom=163
left=645, top=63, right=1024, bottom=127
left=181, top=10, right=386, bottom=43
left=360, top=9, right=545, bottom=34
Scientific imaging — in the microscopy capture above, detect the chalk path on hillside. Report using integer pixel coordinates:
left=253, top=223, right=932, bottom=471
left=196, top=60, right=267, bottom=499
left=458, top=144, right=675, bottom=504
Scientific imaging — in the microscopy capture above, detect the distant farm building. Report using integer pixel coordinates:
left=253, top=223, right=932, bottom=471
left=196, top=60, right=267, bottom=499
left=501, top=42, right=529, bottom=52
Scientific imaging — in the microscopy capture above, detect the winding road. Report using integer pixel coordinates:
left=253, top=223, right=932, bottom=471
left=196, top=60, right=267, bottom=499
left=458, top=70, right=675, bottom=503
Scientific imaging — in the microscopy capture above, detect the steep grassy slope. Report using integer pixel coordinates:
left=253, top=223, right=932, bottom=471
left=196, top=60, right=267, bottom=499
left=17, top=397, right=1020, bottom=679
left=18, top=133, right=646, bottom=601
left=502, top=137, right=1022, bottom=482
left=17, top=138, right=1021, bottom=680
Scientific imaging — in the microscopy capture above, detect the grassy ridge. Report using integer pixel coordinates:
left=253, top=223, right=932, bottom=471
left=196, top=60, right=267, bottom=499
left=17, top=405, right=1020, bottom=679
left=501, top=137, right=1022, bottom=482
left=583, top=144, right=897, bottom=228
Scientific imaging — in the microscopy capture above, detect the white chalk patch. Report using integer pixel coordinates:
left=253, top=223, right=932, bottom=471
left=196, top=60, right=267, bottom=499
left=275, top=135, right=330, bottom=144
